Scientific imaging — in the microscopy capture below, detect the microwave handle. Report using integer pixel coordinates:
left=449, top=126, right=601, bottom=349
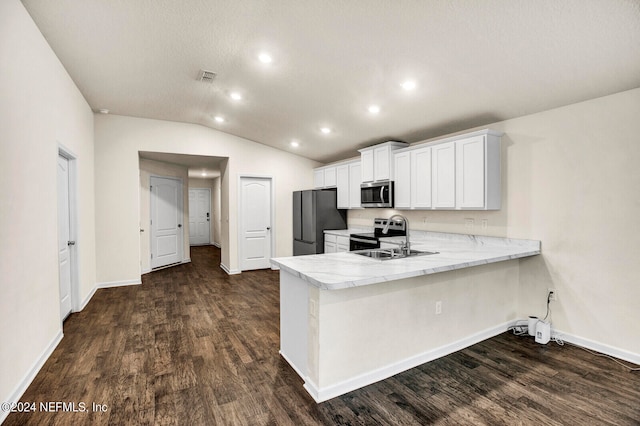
left=380, top=186, right=385, bottom=204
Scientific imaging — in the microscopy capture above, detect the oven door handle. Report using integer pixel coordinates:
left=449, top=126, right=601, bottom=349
left=350, top=237, right=378, bottom=244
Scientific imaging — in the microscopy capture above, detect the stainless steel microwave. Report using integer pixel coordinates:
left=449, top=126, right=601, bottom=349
left=360, top=180, right=394, bottom=208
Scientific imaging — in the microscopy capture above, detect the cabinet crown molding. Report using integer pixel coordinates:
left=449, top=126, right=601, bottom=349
left=358, top=141, right=409, bottom=153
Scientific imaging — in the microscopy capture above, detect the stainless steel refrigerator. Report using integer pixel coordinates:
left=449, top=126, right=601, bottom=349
left=293, top=189, right=347, bottom=256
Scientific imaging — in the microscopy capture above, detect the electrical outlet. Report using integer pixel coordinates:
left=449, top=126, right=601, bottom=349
left=435, top=301, right=442, bottom=315
left=422, top=217, right=428, bottom=224
left=548, top=289, right=557, bottom=301
left=481, top=219, right=488, bottom=230
left=465, top=218, right=474, bottom=228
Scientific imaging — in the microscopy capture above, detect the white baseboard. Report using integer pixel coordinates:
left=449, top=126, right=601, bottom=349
left=302, top=321, right=511, bottom=403
left=1, top=329, right=64, bottom=424
left=271, top=265, right=280, bottom=271
left=212, top=242, right=221, bottom=248
left=76, top=285, right=97, bottom=311
left=279, top=351, right=307, bottom=379
left=220, top=263, right=241, bottom=275
left=141, top=268, right=151, bottom=275
left=96, top=278, right=142, bottom=288
left=182, top=258, right=191, bottom=264
left=553, top=329, right=640, bottom=366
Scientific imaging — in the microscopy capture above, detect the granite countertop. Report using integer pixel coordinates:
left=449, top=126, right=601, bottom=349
left=271, top=230, right=541, bottom=290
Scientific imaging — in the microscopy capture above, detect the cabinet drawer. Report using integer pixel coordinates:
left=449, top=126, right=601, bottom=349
left=324, top=233, right=337, bottom=244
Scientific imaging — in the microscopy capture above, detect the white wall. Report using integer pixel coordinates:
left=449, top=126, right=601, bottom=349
left=311, top=261, right=519, bottom=391
left=0, top=0, right=95, bottom=412
left=189, top=177, right=222, bottom=246
left=139, top=158, right=190, bottom=273
left=95, top=114, right=320, bottom=281
left=349, top=88, right=640, bottom=356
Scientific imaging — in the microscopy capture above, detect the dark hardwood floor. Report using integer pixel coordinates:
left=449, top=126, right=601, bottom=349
left=6, top=246, right=639, bottom=425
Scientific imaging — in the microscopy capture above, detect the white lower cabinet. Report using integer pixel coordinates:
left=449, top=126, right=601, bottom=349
left=337, top=235, right=350, bottom=252
left=324, top=233, right=337, bottom=254
left=324, top=233, right=350, bottom=253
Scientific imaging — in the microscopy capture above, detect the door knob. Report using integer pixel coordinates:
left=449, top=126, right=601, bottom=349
left=67, top=241, right=76, bottom=246
left=178, top=224, right=182, bottom=228
left=267, top=227, right=271, bottom=230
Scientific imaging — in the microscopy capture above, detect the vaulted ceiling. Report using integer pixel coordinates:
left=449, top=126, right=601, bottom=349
left=22, top=0, right=640, bottom=163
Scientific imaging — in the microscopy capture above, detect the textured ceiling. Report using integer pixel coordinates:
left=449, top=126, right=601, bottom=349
left=22, top=0, right=640, bottom=163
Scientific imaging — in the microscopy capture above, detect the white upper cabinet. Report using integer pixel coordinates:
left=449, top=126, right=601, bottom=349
left=432, top=141, right=456, bottom=209
left=316, top=129, right=501, bottom=210
left=393, top=151, right=411, bottom=208
left=360, top=149, right=374, bottom=182
left=324, top=167, right=337, bottom=188
left=336, top=164, right=350, bottom=209
left=374, top=145, right=391, bottom=181
left=348, top=162, right=362, bottom=208
left=391, top=129, right=501, bottom=211
left=393, top=146, right=432, bottom=209
left=411, top=146, right=432, bottom=208
left=313, top=169, right=324, bottom=188
left=314, top=159, right=362, bottom=208
left=455, top=133, right=501, bottom=210
left=359, top=141, right=408, bottom=182
left=313, top=165, right=338, bottom=189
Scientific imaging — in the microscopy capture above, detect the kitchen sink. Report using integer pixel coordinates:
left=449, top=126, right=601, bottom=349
left=353, top=248, right=438, bottom=260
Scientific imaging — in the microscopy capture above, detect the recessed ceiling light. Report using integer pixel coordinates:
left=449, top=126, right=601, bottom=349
left=290, top=141, right=299, bottom=148
left=401, top=80, right=417, bottom=91
left=258, top=52, right=273, bottom=64
left=98, top=108, right=110, bottom=114
left=368, top=105, right=380, bottom=114
left=230, top=92, right=242, bottom=101
left=320, top=127, right=331, bottom=134
left=214, top=116, right=225, bottom=123
left=201, top=172, right=207, bottom=177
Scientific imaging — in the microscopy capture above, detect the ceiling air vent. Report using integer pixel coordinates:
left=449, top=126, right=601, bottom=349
left=197, top=69, right=217, bottom=83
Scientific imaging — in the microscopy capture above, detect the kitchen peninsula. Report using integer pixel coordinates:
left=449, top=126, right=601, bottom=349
left=271, top=231, right=540, bottom=402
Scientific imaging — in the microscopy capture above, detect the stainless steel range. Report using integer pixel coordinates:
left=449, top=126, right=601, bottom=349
left=349, top=218, right=406, bottom=251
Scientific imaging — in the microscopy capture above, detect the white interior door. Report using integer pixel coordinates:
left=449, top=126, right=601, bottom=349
left=240, top=177, right=272, bottom=271
left=150, top=176, right=183, bottom=269
left=57, top=155, right=72, bottom=320
left=188, top=188, right=211, bottom=245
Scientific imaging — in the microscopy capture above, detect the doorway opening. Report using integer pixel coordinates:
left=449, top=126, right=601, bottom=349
left=138, top=152, right=226, bottom=274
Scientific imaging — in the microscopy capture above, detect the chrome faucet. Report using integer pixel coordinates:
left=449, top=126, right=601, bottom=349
left=382, top=214, right=410, bottom=255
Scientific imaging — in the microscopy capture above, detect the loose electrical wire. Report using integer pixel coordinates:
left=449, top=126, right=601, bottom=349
left=551, top=333, right=640, bottom=372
